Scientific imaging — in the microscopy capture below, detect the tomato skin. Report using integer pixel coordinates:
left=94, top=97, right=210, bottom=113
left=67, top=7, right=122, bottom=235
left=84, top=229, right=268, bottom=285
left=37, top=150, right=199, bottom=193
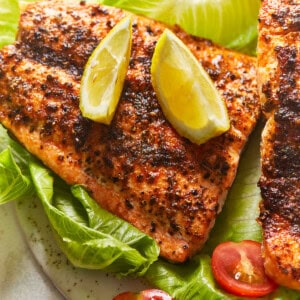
left=113, top=289, right=173, bottom=300
left=212, top=240, right=278, bottom=297
left=113, top=291, right=140, bottom=300
left=141, top=289, right=173, bottom=299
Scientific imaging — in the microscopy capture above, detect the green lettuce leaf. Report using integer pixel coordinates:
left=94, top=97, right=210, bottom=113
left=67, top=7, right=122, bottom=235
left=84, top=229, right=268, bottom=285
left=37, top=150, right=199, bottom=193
left=146, top=255, right=237, bottom=300
left=0, top=126, right=34, bottom=203
left=0, top=148, right=33, bottom=204
left=99, top=0, right=260, bottom=55
left=0, top=0, right=19, bottom=49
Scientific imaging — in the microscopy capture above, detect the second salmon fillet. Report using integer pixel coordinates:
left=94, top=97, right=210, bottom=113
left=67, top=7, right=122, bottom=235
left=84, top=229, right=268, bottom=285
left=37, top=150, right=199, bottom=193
left=257, top=0, right=300, bottom=290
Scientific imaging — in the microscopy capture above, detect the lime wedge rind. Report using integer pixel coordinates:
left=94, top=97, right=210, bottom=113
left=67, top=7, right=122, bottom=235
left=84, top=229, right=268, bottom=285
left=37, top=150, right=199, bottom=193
left=151, top=29, right=230, bottom=145
left=80, top=16, right=132, bottom=124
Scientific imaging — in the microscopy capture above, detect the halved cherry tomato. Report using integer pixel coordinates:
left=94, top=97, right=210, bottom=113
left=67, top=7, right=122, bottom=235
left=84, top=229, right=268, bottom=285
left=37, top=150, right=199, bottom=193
left=113, top=289, right=173, bottom=300
left=211, top=240, right=278, bottom=297
left=113, top=292, right=138, bottom=300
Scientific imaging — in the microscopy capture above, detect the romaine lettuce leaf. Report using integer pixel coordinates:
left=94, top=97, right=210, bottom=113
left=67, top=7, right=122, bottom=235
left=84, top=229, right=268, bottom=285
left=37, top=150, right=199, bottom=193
left=0, top=0, right=19, bottom=49
left=100, top=0, right=260, bottom=55
left=146, top=255, right=238, bottom=300
left=0, top=148, right=33, bottom=204
left=0, top=126, right=34, bottom=203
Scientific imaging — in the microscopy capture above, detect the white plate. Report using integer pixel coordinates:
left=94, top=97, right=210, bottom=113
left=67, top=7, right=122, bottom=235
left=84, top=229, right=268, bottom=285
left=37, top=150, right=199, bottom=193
left=14, top=196, right=150, bottom=299
left=0, top=203, right=63, bottom=300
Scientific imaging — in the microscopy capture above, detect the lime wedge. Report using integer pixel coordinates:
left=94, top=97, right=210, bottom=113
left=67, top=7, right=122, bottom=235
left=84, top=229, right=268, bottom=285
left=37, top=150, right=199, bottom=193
left=151, top=29, right=230, bottom=145
left=80, top=16, right=132, bottom=124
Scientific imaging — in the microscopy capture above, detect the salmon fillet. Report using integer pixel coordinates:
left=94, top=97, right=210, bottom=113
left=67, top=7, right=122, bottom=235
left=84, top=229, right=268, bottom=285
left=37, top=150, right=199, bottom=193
left=0, top=0, right=260, bottom=263
left=257, top=0, right=300, bottom=290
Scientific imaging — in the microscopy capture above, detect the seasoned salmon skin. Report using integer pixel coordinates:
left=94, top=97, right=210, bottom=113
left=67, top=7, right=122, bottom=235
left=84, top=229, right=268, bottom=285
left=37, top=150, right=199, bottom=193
left=257, top=0, right=300, bottom=290
left=0, top=0, right=260, bottom=262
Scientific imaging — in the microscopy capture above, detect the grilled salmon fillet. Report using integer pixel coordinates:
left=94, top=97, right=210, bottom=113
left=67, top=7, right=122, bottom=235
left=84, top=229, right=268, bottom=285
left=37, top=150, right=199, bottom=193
left=0, top=0, right=260, bottom=263
left=257, top=0, right=300, bottom=290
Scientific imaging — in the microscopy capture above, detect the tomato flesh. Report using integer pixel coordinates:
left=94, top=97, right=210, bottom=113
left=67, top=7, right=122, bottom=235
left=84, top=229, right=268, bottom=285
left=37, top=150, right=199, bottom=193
left=212, top=240, right=278, bottom=297
left=141, top=289, right=173, bottom=299
left=113, top=289, right=173, bottom=300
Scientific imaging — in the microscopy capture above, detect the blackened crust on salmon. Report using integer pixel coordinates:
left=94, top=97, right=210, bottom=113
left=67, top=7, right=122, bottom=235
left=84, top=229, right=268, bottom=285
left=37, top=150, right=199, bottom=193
left=0, top=0, right=260, bottom=262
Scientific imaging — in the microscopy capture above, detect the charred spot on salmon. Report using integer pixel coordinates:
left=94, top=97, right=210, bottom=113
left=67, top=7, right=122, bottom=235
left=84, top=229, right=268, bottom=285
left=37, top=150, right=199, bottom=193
left=136, top=174, right=144, bottom=182
left=73, top=115, right=91, bottom=150
left=275, top=46, right=297, bottom=73
left=46, top=103, right=58, bottom=112
left=150, top=221, right=156, bottom=233
left=125, top=199, right=134, bottom=209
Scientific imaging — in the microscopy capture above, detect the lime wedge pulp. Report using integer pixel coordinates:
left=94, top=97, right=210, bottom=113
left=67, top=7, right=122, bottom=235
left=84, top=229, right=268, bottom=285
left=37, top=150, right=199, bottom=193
left=80, top=16, right=132, bottom=124
left=151, top=29, right=230, bottom=145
